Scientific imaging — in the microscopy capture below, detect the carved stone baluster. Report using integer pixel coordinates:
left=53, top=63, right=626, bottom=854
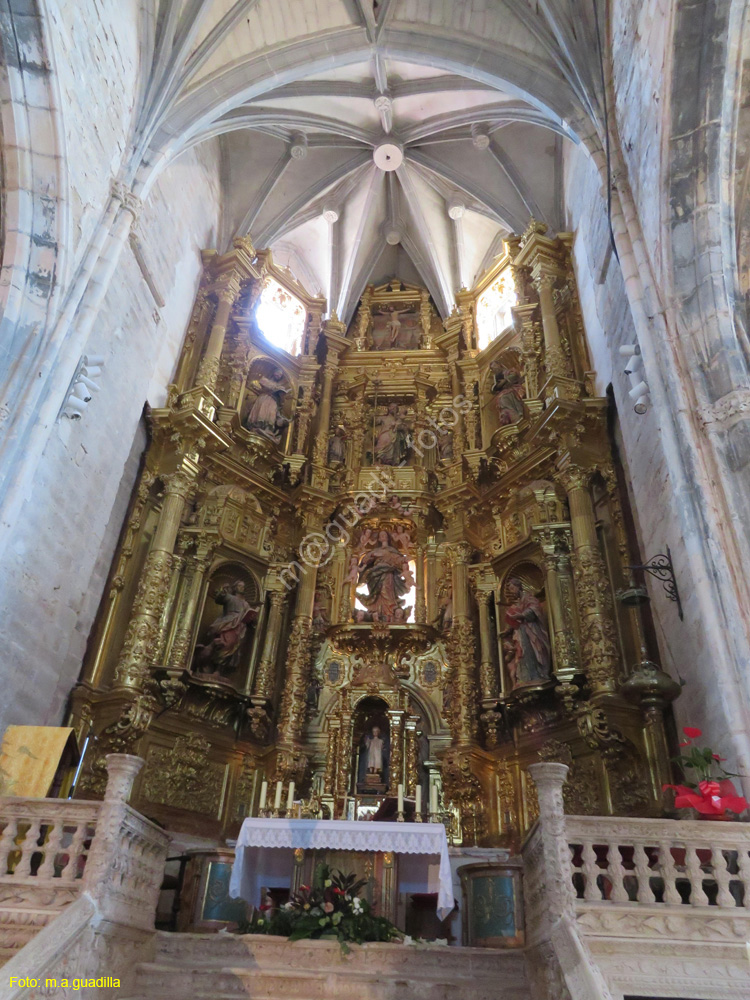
left=686, top=846, right=709, bottom=905
left=581, top=840, right=601, bottom=901
left=658, top=840, right=682, bottom=905
left=36, top=819, right=65, bottom=878
left=17, top=817, right=42, bottom=876
left=737, top=845, right=750, bottom=904
left=711, top=847, right=734, bottom=908
left=634, top=843, right=655, bottom=903
left=605, top=842, right=628, bottom=903
left=0, top=818, right=18, bottom=874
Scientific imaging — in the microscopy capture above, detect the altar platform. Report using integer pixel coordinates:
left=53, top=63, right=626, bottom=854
left=229, top=817, right=454, bottom=926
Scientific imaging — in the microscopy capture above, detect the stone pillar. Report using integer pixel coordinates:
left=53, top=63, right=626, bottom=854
left=114, top=469, right=194, bottom=689
left=474, top=588, right=498, bottom=702
left=387, top=709, right=405, bottom=794
left=447, top=542, right=477, bottom=744
left=415, top=544, right=426, bottom=623
left=562, top=466, right=619, bottom=696
left=533, top=271, right=567, bottom=380
left=195, top=277, right=240, bottom=393
left=526, top=763, right=575, bottom=923
left=83, top=754, right=144, bottom=891
left=253, top=591, right=286, bottom=700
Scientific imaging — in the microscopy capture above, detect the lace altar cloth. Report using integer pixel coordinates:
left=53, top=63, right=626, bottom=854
left=230, top=819, right=453, bottom=920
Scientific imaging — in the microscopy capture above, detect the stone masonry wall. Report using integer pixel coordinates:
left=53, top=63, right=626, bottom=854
left=0, top=138, right=222, bottom=732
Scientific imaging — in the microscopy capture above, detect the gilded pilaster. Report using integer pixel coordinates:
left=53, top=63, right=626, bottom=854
left=474, top=587, right=498, bottom=702
left=561, top=466, right=619, bottom=696
left=114, top=469, right=195, bottom=689
left=404, top=716, right=419, bottom=796
left=253, top=590, right=286, bottom=700
left=446, top=542, right=478, bottom=744
left=195, top=277, right=240, bottom=393
left=387, top=709, right=405, bottom=794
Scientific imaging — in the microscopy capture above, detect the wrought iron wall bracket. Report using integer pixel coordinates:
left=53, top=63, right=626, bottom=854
left=628, top=545, right=683, bottom=620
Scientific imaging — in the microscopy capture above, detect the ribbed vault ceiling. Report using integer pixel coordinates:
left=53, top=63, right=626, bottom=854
left=133, top=1, right=603, bottom=320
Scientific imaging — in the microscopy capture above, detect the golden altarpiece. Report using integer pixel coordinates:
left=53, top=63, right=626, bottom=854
left=68, top=223, right=679, bottom=848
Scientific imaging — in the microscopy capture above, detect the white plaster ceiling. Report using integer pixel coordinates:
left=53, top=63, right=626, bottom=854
left=134, top=1, right=604, bottom=321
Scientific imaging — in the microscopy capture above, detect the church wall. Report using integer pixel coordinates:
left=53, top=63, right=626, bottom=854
left=564, top=141, right=730, bottom=755
left=0, top=138, right=223, bottom=734
left=44, top=0, right=140, bottom=272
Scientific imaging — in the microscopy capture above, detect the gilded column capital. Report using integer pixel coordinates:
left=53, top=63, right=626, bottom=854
left=446, top=541, right=473, bottom=567
left=559, top=464, right=594, bottom=494
left=215, top=275, right=241, bottom=307
left=532, top=271, right=557, bottom=294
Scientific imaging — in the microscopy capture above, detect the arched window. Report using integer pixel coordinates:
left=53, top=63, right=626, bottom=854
left=255, top=277, right=306, bottom=356
left=475, top=269, right=517, bottom=351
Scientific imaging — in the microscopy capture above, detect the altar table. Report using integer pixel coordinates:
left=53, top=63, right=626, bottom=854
left=229, top=818, right=453, bottom=920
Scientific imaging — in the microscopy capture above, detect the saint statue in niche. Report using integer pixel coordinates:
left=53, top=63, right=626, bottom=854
left=490, top=362, right=525, bottom=426
left=192, top=580, right=259, bottom=676
left=502, top=577, right=552, bottom=687
left=327, top=425, right=347, bottom=465
left=245, top=368, right=290, bottom=442
left=357, top=723, right=390, bottom=790
left=373, top=403, right=411, bottom=465
left=354, top=529, right=414, bottom=623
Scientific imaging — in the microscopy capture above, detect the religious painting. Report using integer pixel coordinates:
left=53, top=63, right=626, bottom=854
left=192, top=567, right=260, bottom=682
left=370, top=303, right=421, bottom=350
left=459, top=863, right=524, bottom=948
left=500, top=566, right=552, bottom=690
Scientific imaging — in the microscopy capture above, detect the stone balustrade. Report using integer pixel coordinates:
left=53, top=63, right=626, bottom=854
left=0, top=799, right=100, bottom=886
left=0, top=754, right=170, bottom=980
left=567, top=814, right=750, bottom=909
left=523, top=763, right=750, bottom=1000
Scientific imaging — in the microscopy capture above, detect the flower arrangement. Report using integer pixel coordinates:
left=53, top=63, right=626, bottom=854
left=663, top=726, right=748, bottom=818
left=239, top=864, right=401, bottom=951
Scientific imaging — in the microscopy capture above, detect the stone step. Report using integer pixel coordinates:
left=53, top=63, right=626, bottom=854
left=135, top=934, right=530, bottom=1000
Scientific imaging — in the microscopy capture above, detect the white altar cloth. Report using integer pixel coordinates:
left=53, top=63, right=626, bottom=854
left=229, top=818, right=453, bottom=920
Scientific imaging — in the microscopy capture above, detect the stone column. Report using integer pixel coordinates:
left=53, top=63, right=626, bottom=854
left=253, top=591, right=286, bottom=700
left=474, top=588, right=498, bottom=702
left=114, top=469, right=194, bottom=689
left=562, top=466, right=619, bottom=696
left=447, top=542, right=478, bottom=744
left=387, top=709, right=405, bottom=794
left=195, top=277, right=240, bottom=393
left=533, top=271, right=567, bottom=380
left=83, top=754, right=144, bottom=892
left=526, top=763, right=575, bottom=924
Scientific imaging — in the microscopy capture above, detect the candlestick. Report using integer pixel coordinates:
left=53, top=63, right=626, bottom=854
left=274, top=780, right=283, bottom=810
left=430, top=783, right=438, bottom=815
left=397, top=783, right=404, bottom=822
left=287, top=781, right=295, bottom=813
left=259, top=780, right=268, bottom=814
left=415, top=786, right=422, bottom=822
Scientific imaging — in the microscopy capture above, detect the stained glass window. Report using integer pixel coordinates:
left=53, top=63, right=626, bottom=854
left=255, top=277, right=306, bottom=356
left=475, top=269, right=517, bottom=350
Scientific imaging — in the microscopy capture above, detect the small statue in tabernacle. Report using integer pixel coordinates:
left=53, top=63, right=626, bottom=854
left=355, top=529, right=414, bottom=622
left=490, top=362, right=525, bottom=426
left=193, top=580, right=258, bottom=676
left=502, top=577, right=552, bottom=687
left=373, top=403, right=411, bottom=465
left=245, top=367, right=290, bottom=442
left=327, top=425, right=347, bottom=465
left=438, top=428, right=454, bottom=462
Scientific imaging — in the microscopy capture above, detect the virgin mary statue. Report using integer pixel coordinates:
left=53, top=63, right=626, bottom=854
left=356, top=530, right=413, bottom=622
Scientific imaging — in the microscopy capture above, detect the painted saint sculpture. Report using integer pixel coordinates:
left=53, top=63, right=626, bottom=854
left=192, top=580, right=258, bottom=676
left=503, top=577, right=552, bottom=687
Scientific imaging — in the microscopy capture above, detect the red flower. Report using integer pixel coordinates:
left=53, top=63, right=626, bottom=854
left=299, top=885, right=310, bottom=891
left=332, top=887, right=345, bottom=895
left=712, top=754, right=727, bottom=761
left=682, top=726, right=702, bottom=738
left=259, top=904, right=272, bottom=911
left=663, top=781, right=748, bottom=817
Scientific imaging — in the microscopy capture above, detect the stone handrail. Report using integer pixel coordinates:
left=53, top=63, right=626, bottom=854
left=566, top=813, right=750, bottom=909
left=0, top=798, right=100, bottom=886
left=0, top=755, right=170, bottom=1000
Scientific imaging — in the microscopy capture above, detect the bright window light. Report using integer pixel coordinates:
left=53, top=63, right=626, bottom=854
left=475, top=269, right=517, bottom=350
left=255, top=278, right=306, bottom=356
